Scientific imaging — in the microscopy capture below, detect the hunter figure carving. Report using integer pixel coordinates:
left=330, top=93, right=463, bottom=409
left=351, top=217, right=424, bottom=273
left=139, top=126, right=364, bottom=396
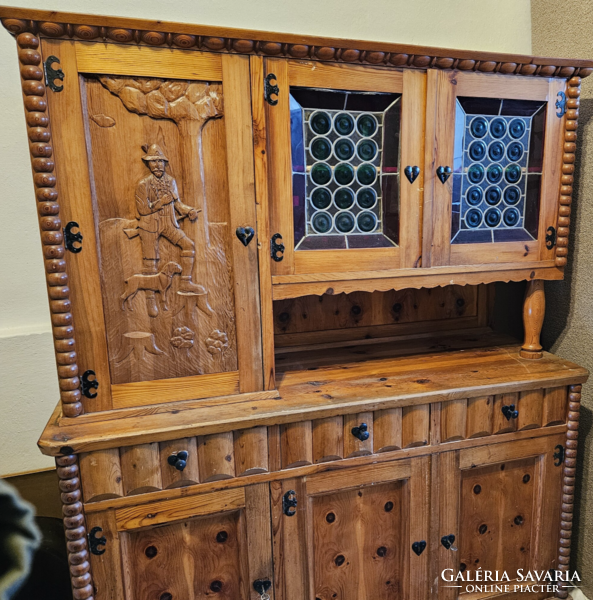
left=124, top=144, right=211, bottom=318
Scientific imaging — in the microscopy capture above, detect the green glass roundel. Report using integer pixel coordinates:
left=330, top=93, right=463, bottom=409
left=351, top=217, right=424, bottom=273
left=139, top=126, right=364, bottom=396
left=310, top=137, right=332, bottom=161
left=467, top=164, right=485, bottom=184
left=357, top=211, right=377, bottom=233
left=334, top=112, right=355, bottom=136
left=311, top=211, right=333, bottom=233
left=357, top=114, right=378, bottom=137
left=507, top=142, right=523, bottom=162
left=470, top=117, right=488, bottom=138
left=335, top=211, right=355, bottom=233
left=505, top=163, right=522, bottom=184
left=334, top=138, right=355, bottom=161
left=509, top=118, right=526, bottom=139
left=466, top=208, right=482, bottom=228
left=357, top=163, right=377, bottom=185
left=466, top=186, right=483, bottom=206
left=311, top=187, right=331, bottom=210
left=310, top=111, right=331, bottom=135
left=334, top=187, right=355, bottom=209
left=311, top=162, right=332, bottom=185
left=357, top=187, right=377, bottom=209
left=503, top=207, right=520, bottom=226
left=357, top=139, right=378, bottom=161
left=503, top=185, right=521, bottom=205
left=485, top=186, right=502, bottom=206
left=486, top=164, right=503, bottom=184
left=485, top=207, right=501, bottom=227
left=334, top=162, right=355, bottom=185
left=490, top=118, right=507, bottom=139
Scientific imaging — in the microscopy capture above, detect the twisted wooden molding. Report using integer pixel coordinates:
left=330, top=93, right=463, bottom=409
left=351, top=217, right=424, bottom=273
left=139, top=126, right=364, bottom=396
left=16, top=31, right=83, bottom=417
left=56, top=454, right=95, bottom=600
left=2, top=15, right=592, bottom=78
left=555, top=383, right=581, bottom=599
left=555, top=77, right=581, bottom=267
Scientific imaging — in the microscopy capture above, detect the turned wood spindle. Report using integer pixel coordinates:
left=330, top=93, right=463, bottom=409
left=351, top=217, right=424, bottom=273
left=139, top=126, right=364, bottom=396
left=521, top=280, right=545, bottom=359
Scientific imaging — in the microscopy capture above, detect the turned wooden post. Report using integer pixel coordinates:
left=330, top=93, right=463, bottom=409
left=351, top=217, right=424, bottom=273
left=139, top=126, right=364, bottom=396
left=520, top=280, right=545, bottom=359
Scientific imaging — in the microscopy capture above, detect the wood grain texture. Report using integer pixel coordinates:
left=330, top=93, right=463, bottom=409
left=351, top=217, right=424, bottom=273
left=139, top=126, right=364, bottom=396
left=542, top=386, right=568, bottom=427
left=55, top=454, right=95, bottom=600
left=402, top=404, right=429, bottom=448
left=75, top=41, right=222, bottom=80
left=119, top=443, right=162, bottom=495
left=441, top=399, right=468, bottom=443
left=159, top=436, right=199, bottom=489
left=281, top=421, right=313, bottom=468
left=521, top=280, right=546, bottom=359
left=556, top=384, right=581, bottom=599
left=343, top=412, right=373, bottom=458
left=493, top=392, right=520, bottom=435
left=234, top=427, right=269, bottom=476
left=198, top=432, right=236, bottom=482
left=409, top=456, right=430, bottom=600
left=3, top=8, right=592, bottom=77
left=85, top=510, right=124, bottom=600
left=466, top=395, right=494, bottom=439
left=517, top=389, right=544, bottom=431
left=115, top=487, right=245, bottom=531
left=79, top=449, right=123, bottom=502
left=373, top=408, right=402, bottom=452
left=312, top=416, right=344, bottom=463
left=555, top=77, right=581, bottom=267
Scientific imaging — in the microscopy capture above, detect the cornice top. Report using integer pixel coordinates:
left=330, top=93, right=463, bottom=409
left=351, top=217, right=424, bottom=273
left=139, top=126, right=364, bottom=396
left=1, top=6, right=592, bottom=78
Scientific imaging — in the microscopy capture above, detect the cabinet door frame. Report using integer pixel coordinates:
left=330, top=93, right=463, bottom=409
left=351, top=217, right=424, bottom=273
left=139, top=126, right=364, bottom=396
left=272, top=456, right=430, bottom=600
left=435, top=433, right=564, bottom=600
left=423, top=69, right=565, bottom=269
left=43, top=39, right=263, bottom=412
left=86, top=484, right=273, bottom=600
left=264, top=59, right=425, bottom=278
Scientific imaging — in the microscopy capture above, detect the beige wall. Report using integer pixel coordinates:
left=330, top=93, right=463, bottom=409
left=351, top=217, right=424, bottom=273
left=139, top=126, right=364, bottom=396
left=531, top=0, right=593, bottom=594
left=0, top=0, right=532, bottom=477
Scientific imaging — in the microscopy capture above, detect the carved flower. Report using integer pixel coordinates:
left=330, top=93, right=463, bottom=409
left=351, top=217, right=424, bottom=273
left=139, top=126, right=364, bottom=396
left=206, top=330, right=229, bottom=355
left=170, top=326, right=194, bottom=349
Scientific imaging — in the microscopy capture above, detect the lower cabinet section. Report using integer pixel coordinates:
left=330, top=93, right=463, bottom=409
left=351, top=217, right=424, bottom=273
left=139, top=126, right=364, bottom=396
left=83, top=434, right=567, bottom=600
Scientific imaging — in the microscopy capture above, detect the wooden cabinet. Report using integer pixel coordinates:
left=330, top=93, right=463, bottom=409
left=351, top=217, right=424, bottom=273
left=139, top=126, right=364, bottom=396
left=1, top=8, right=590, bottom=600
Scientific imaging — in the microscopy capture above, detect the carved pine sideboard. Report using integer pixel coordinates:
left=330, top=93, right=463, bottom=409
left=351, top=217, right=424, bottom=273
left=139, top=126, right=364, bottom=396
left=0, top=7, right=591, bottom=600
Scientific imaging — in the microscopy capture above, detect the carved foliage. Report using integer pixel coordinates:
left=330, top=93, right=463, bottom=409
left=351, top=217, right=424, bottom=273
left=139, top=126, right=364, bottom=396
left=56, top=454, right=95, bottom=600
left=555, top=77, right=581, bottom=268
left=2, top=17, right=592, bottom=78
left=16, top=32, right=83, bottom=417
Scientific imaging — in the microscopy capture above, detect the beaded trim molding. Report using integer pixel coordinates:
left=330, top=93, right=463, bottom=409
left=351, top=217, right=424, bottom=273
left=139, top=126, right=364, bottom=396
left=2, top=15, right=593, bottom=78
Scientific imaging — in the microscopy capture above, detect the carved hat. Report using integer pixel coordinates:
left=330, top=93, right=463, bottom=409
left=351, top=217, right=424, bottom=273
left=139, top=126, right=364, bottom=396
left=141, top=143, right=169, bottom=163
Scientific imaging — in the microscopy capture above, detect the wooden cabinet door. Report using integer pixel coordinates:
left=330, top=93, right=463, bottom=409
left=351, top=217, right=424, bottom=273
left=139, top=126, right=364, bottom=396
left=423, top=70, right=564, bottom=269
left=271, top=457, right=430, bottom=600
left=86, top=484, right=273, bottom=600
left=264, top=59, right=424, bottom=278
left=435, top=434, right=564, bottom=600
left=42, top=39, right=262, bottom=412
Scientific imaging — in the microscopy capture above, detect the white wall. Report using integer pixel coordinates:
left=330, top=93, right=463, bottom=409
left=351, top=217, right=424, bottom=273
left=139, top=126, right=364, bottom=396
left=0, top=0, right=533, bottom=476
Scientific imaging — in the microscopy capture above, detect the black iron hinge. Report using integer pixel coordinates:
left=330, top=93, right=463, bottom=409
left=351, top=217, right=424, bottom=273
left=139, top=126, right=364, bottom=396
left=282, top=490, right=297, bottom=516
left=553, top=444, right=565, bottom=466
left=546, top=226, right=557, bottom=250
left=81, top=369, right=99, bottom=399
left=501, top=404, right=519, bottom=421
left=271, top=233, right=285, bottom=262
left=264, top=73, right=279, bottom=105
left=556, top=91, right=567, bottom=118
left=44, top=55, right=64, bottom=92
left=64, top=221, right=83, bottom=253
left=88, top=527, right=106, bottom=555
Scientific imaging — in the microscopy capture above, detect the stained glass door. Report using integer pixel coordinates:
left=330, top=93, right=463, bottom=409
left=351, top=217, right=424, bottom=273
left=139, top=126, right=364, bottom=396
left=265, top=60, right=424, bottom=276
left=423, top=70, right=565, bottom=269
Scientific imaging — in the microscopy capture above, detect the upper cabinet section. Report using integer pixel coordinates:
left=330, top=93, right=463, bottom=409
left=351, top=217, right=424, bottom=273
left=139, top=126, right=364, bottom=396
left=265, top=60, right=424, bottom=277
left=423, top=70, right=565, bottom=269
left=42, top=40, right=263, bottom=413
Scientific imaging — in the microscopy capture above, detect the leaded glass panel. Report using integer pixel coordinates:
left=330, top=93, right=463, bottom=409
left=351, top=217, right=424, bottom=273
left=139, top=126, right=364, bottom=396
left=451, top=97, right=546, bottom=244
left=290, top=89, right=401, bottom=250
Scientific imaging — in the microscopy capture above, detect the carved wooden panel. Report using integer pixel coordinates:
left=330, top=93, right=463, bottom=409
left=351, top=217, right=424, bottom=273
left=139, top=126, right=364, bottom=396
left=124, top=510, right=249, bottom=599
left=82, top=75, right=238, bottom=386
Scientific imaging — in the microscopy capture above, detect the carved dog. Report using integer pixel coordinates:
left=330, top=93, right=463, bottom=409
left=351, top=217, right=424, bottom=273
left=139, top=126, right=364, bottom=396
left=121, top=261, right=182, bottom=311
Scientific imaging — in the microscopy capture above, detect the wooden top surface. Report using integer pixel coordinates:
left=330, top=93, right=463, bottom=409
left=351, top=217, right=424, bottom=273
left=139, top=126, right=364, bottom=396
left=38, top=332, right=588, bottom=455
left=1, top=6, right=592, bottom=77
